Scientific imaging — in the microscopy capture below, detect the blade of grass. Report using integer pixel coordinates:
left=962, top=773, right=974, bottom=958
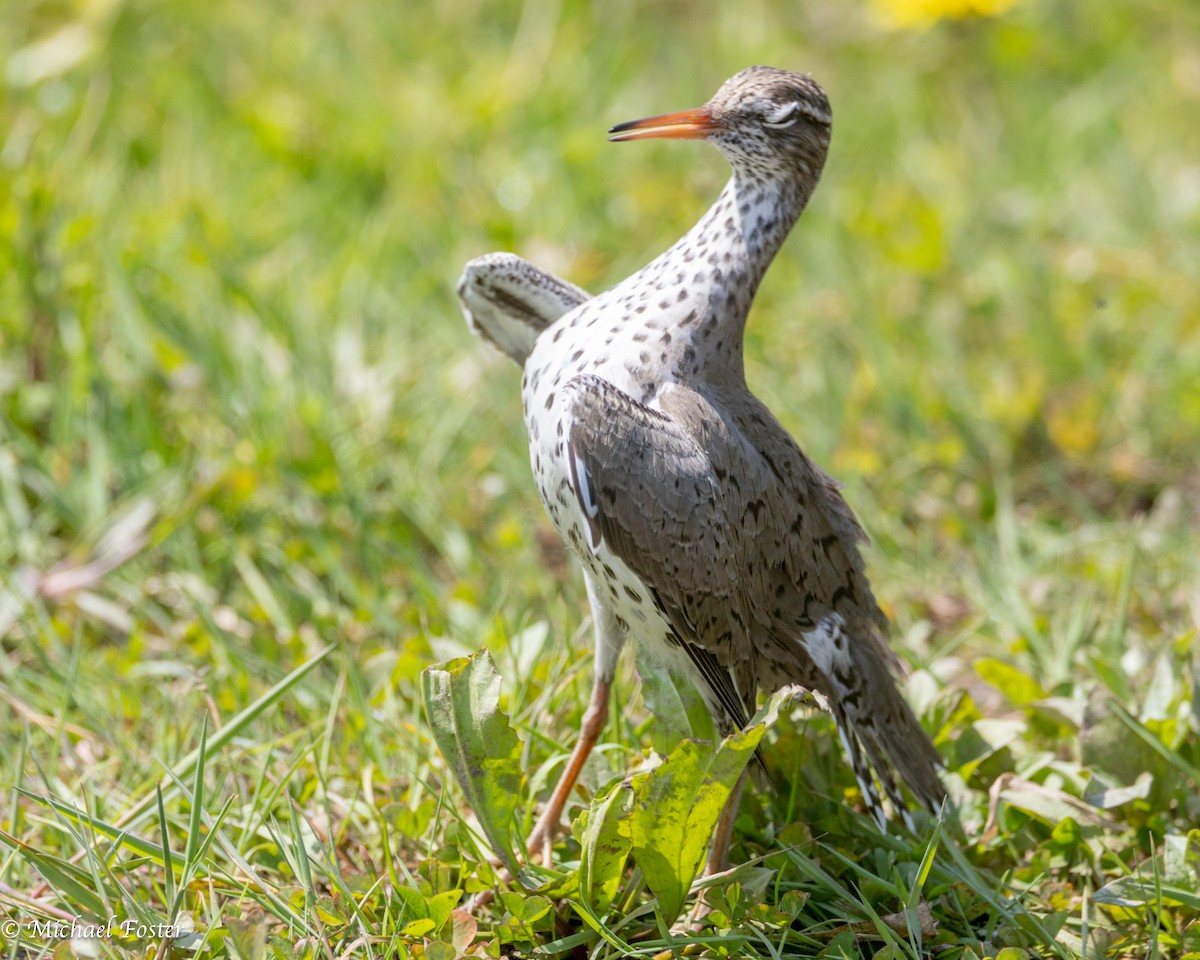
left=1109, top=699, right=1200, bottom=782
left=106, top=644, right=335, bottom=837
left=183, top=716, right=208, bottom=875
left=286, top=803, right=316, bottom=915
left=0, top=829, right=110, bottom=919
left=19, top=789, right=183, bottom=866
left=156, top=786, right=175, bottom=914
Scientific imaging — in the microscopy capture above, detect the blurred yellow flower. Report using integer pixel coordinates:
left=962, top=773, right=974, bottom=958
left=871, top=0, right=1019, bottom=29
left=1047, top=387, right=1103, bottom=457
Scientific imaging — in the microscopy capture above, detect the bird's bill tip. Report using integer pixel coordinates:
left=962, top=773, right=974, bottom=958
left=608, top=107, right=719, bottom=142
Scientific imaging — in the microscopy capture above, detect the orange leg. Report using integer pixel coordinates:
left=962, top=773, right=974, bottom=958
left=525, top=674, right=612, bottom=862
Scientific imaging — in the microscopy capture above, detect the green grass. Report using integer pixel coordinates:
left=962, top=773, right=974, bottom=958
left=1, top=0, right=1198, bottom=956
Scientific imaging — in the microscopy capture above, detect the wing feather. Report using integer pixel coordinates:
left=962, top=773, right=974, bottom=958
left=562, top=374, right=944, bottom=817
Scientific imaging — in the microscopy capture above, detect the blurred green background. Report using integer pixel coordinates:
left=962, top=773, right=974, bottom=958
left=2, top=0, right=1196, bottom=672
left=1, top=0, right=1198, bottom=951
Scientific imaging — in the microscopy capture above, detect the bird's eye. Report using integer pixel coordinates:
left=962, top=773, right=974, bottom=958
left=762, top=103, right=799, bottom=129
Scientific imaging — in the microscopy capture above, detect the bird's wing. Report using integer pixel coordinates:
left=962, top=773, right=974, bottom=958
left=564, top=374, right=876, bottom=669
left=562, top=374, right=829, bottom=727
left=564, top=375, right=944, bottom=817
left=716, top=389, right=889, bottom=642
left=723, top=389, right=945, bottom=815
left=457, top=253, right=590, bottom=364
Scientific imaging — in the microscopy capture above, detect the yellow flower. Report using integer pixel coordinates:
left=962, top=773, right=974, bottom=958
left=1046, top=387, right=1103, bottom=457
left=871, top=0, right=1019, bottom=29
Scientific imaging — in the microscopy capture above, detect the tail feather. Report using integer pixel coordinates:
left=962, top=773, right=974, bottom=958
left=829, top=631, right=946, bottom=827
left=855, top=720, right=920, bottom=831
left=830, top=700, right=890, bottom=830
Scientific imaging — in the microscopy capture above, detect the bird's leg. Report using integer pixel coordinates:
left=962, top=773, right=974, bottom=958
left=524, top=574, right=625, bottom=862
left=525, top=673, right=612, bottom=862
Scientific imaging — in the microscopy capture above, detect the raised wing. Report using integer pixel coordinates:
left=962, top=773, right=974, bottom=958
left=457, top=253, right=590, bottom=364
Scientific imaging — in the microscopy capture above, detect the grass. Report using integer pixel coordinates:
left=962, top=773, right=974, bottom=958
left=1, top=0, right=1198, bottom=956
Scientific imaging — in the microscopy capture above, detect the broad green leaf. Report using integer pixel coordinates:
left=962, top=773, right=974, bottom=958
left=520, top=895, right=552, bottom=925
left=628, top=691, right=784, bottom=921
left=423, top=943, right=456, bottom=960
left=421, top=652, right=523, bottom=875
left=313, top=897, right=345, bottom=925
left=1083, top=771, right=1152, bottom=809
left=779, top=889, right=809, bottom=919
left=1094, top=832, right=1200, bottom=909
left=995, top=778, right=1111, bottom=828
left=1165, top=831, right=1200, bottom=889
left=575, top=776, right=633, bottom=912
left=631, top=738, right=736, bottom=920
left=426, top=890, right=463, bottom=933
left=527, top=868, right=580, bottom=900
left=392, top=885, right=429, bottom=924
left=975, top=658, right=1045, bottom=706
left=637, top=656, right=716, bottom=749
left=1092, top=877, right=1200, bottom=911
left=498, top=891, right=552, bottom=925
left=1186, top=829, right=1200, bottom=881
left=402, top=917, right=436, bottom=937
left=1140, top=653, right=1178, bottom=722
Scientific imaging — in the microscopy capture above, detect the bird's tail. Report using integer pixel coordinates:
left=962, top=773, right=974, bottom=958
left=831, top=641, right=945, bottom=828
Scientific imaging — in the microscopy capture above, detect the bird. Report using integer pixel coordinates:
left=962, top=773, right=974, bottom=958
left=458, top=65, right=944, bottom=872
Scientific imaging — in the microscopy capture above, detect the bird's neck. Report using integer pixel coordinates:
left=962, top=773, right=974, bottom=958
left=642, top=171, right=814, bottom=385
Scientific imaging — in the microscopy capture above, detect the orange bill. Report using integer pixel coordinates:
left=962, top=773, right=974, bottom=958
left=608, top=107, right=720, bottom=142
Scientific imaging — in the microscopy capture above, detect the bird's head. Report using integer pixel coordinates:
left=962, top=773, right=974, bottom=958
left=608, top=66, right=832, bottom=182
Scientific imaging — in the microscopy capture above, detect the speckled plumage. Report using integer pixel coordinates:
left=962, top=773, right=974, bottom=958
left=459, top=66, right=944, bottom=833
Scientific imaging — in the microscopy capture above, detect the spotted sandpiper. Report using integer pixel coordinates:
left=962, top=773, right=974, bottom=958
left=459, top=66, right=944, bottom=871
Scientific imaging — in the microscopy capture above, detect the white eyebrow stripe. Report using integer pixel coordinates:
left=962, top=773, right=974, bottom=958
left=764, top=102, right=798, bottom=125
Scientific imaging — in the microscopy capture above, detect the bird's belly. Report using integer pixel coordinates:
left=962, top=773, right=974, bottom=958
left=521, top=316, right=651, bottom=560
left=567, top=518, right=704, bottom=683
left=521, top=330, right=699, bottom=680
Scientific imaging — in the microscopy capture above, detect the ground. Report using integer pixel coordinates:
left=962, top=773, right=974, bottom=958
left=0, top=0, right=1198, bottom=957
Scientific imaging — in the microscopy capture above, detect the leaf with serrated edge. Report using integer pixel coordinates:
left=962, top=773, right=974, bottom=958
left=421, top=652, right=523, bottom=875
left=628, top=690, right=785, bottom=922
left=575, top=776, right=633, bottom=912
